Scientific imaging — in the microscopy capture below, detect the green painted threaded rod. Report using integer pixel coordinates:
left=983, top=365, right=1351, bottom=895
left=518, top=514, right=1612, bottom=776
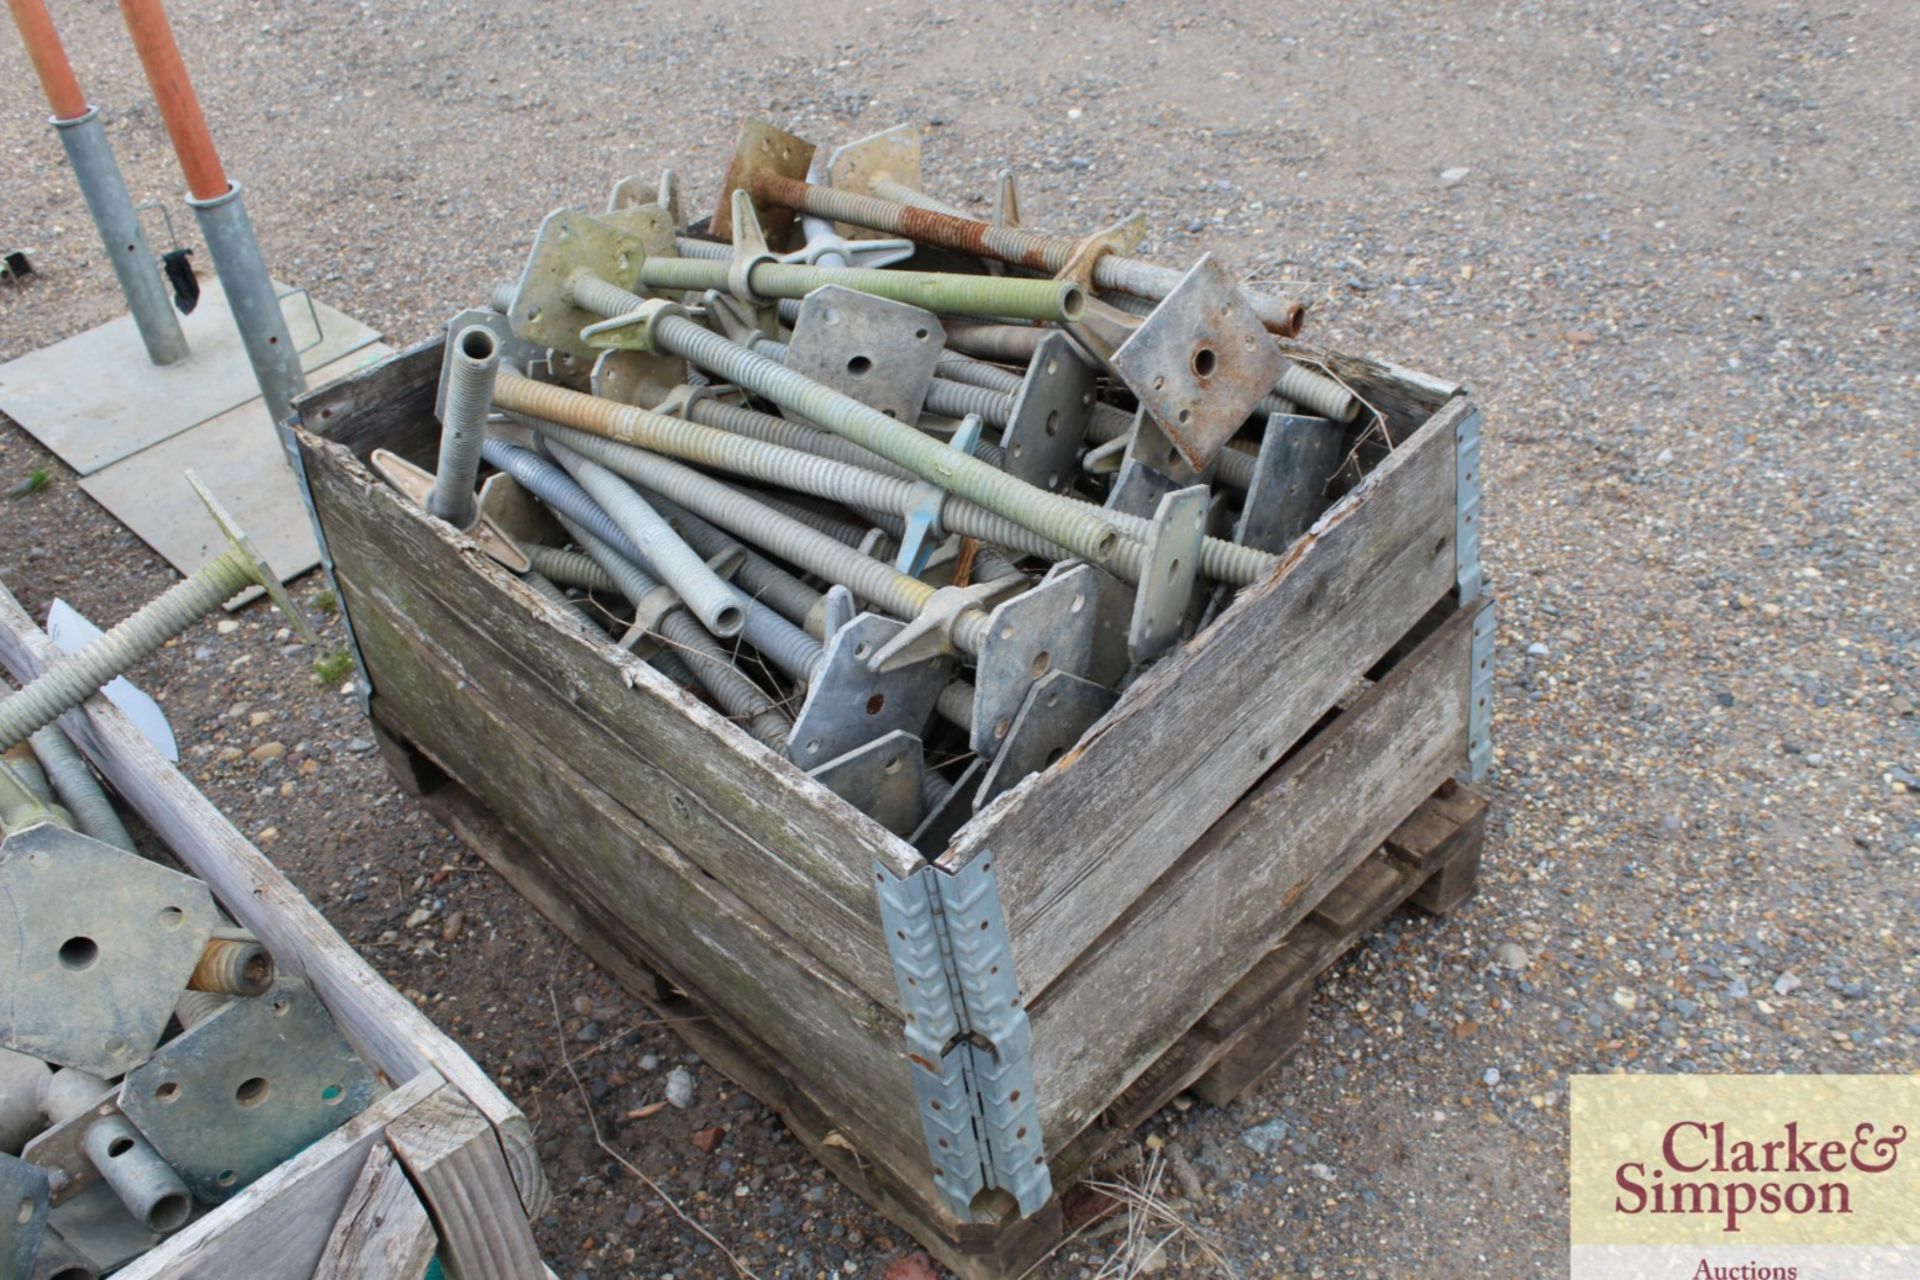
left=635, top=254, right=1085, bottom=325
left=563, top=275, right=1128, bottom=569
left=0, top=549, right=252, bottom=751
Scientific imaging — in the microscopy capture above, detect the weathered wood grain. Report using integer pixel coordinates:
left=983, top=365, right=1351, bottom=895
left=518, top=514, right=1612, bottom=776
left=311, top=1145, right=438, bottom=1280
left=113, top=1073, right=441, bottom=1280
left=291, top=337, right=442, bottom=466
left=387, top=1085, right=544, bottom=1280
left=343, top=592, right=929, bottom=1157
left=301, top=429, right=914, bottom=1009
left=957, top=399, right=1470, bottom=997
left=0, top=584, right=551, bottom=1221
left=1024, top=601, right=1479, bottom=1142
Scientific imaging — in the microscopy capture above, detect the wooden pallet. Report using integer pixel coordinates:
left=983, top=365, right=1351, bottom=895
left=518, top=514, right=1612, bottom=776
left=376, top=716, right=1483, bottom=1280
left=0, top=584, right=549, bottom=1280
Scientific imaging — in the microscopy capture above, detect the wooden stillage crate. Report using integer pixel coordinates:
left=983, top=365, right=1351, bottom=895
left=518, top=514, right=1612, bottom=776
left=293, top=339, right=1495, bottom=1279
left=0, top=586, right=550, bottom=1280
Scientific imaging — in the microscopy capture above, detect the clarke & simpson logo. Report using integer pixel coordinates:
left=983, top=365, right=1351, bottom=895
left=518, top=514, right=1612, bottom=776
left=1570, top=1075, right=1920, bottom=1280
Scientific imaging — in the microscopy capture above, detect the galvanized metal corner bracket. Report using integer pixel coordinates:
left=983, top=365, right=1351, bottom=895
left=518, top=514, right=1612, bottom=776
left=1453, top=403, right=1493, bottom=781
left=873, top=855, right=1050, bottom=1221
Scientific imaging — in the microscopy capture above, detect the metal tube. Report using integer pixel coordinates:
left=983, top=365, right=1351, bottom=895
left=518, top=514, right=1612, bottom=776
left=83, top=1115, right=192, bottom=1233
left=187, top=183, right=307, bottom=458
left=635, top=256, right=1084, bottom=325
left=115, top=0, right=226, bottom=200
left=188, top=936, right=273, bottom=996
left=49, top=110, right=190, bottom=366
left=545, top=442, right=746, bottom=637
left=29, top=724, right=135, bottom=852
left=427, top=325, right=500, bottom=527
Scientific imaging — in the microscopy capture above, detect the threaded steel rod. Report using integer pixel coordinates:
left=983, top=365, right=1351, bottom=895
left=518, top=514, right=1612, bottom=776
left=428, top=325, right=501, bottom=526
left=560, top=277, right=1128, bottom=568
left=0, top=550, right=255, bottom=750
left=636, top=255, right=1083, bottom=325
left=525, top=545, right=617, bottom=593
left=30, top=723, right=134, bottom=851
left=749, top=173, right=1307, bottom=336
left=642, top=495, right=827, bottom=636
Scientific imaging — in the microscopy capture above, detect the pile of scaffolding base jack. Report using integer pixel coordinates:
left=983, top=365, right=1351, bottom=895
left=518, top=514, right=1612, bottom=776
left=383, top=119, right=1380, bottom=850
left=0, top=722, right=377, bottom=1276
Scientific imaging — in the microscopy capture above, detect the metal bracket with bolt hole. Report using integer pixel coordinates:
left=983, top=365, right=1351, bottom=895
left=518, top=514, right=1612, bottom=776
left=806, top=729, right=926, bottom=836
left=1127, top=485, right=1209, bottom=666
left=119, top=980, right=377, bottom=1206
left=974, top=670, right=1118, bottom=813
left=711, top=118, right=814, bottom=247
left=873, top=856, right=1050, bottom=1221
left=866, top=578, right=1022, bottom=673
left=0, top=825, right=221, bottom=1076
left=508, top=208, right=650, bottom=358
left=589, top=347, right=688, bottom=410
left=1107, top=256, right=1285, bottom=475
left=1000, top=332, right=1098, bottom=494
left=784, top=286, right=946, bottom=424
left=970, top=565, right=1101, bottom=760
left=1105, top=452, right=1184, bottom=520
left=788, top=613, right=952, bottom=767
left=1236, top=413, right=1346, bottom=553
left=368, top=450, right=530, bottom=573
left=1042, top=559, right=1133, bottom=687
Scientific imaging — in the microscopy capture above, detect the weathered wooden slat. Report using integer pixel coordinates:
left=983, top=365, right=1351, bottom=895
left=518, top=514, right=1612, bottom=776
left=301, top=430, right=913, bottom=1009
left=311, top=1146, right=438, bottom=1280
left=0, top=585, right=550, bottom=1220
left=386, top=1085, right=544, bottom=1280
left=341, top=591, right=929, bottom=1157
left=1024, top=601, right=1478, bottom=1142
left=292, top=337, right=442, bottom=466
left=958, top=399, right=1470, bottom=997
left=113, top=1073, right=442, bottom=1280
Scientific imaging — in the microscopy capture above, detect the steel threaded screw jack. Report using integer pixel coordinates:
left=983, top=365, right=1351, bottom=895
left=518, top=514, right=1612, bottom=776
left=0, top=473, right=314, bottom=750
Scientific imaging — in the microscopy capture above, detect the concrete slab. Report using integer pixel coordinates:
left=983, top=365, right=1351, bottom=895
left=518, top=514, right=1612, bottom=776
left=0, top=279, right=381, bottom=475
left=79, top=346, right=394, bottom=591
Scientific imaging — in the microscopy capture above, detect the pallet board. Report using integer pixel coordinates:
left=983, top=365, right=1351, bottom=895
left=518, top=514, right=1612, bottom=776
left=294, top=338, right=1490, bottom=1277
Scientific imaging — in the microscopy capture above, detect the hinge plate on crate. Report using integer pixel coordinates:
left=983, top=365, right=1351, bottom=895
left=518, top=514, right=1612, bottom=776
left=1454, top=405, right=1494, bottom=782
left=874, top=856, right=1050, bottom=1221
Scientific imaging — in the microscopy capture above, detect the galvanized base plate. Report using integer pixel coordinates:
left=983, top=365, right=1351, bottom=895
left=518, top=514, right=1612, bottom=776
left=1236, top=413, right=1346, bottom=553
left=712, top=119, right=816, bottom=250
left=0, top=277, right=381, bottom=476
left=1001, top=332, right=1096, bottom=493
left=0, top=1154, right=50, bottom=1276
left=784, top=286, right=944, bottom=423
left=788, top=614, right=952, bottom=767
left=45, top=1179, right=167, bottom=1272
left=509, top=210, right=650, bottom=359
left=1109, top=255, right=1285, bottom=474
left=970, top=565, right=1100, bottom=759
left=120, top=981, right=379, bottom=1206
left=806, top=730, right=926, bottom=835
left=0, top=827, right=220, bottom=1075
left=974, top=670, right=1119, bottom=812
left=825, top=124, right=922, bottom=242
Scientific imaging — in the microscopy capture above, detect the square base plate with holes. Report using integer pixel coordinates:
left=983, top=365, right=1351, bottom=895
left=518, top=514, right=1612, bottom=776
left=1237, top=413, right=1348, bottom=553
left=120, top=980, right=379, bottom=1206
left=1127, top=485, right=1210, bottom=666
left=1042, top=559, right=1133, bottom=687
left=74, top=340, right=388, bottom=600
left=0, top=826, right=220, bottom=1076
left=787, top=614, right=953, bottom=767
left=974, top=670, right=1119, bottom=812
left=508, top=209, right=650, bottom=360
left=0, top=1153, right=51, bottom=1275
left=970, top=564, right=1101, bottom=760
left=806, top=729, right=927, bottom=836
left=46, top=1179, right=167, bottom=1272
left=712, top=119, right=815, bottom=249
left=826, top=124, right=923, bottom=241
left=784, top=286, right=945, bottom=423
left=909, top=758, right=984, bottom=856
left=1001, top=332, right=1098, bottom=493
left=1109, top=255, right=1286, bottom=475
left=0, top=276, right=381, bottom=476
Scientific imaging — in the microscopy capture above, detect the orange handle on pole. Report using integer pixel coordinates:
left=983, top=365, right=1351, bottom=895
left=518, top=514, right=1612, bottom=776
left=8, top=0, right=90, bottom=121
left=115, top=0, right=227, bottom=200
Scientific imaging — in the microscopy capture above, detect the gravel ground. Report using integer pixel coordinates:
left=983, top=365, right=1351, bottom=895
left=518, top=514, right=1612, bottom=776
left=3, top=2, right=1917, bottom=1277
